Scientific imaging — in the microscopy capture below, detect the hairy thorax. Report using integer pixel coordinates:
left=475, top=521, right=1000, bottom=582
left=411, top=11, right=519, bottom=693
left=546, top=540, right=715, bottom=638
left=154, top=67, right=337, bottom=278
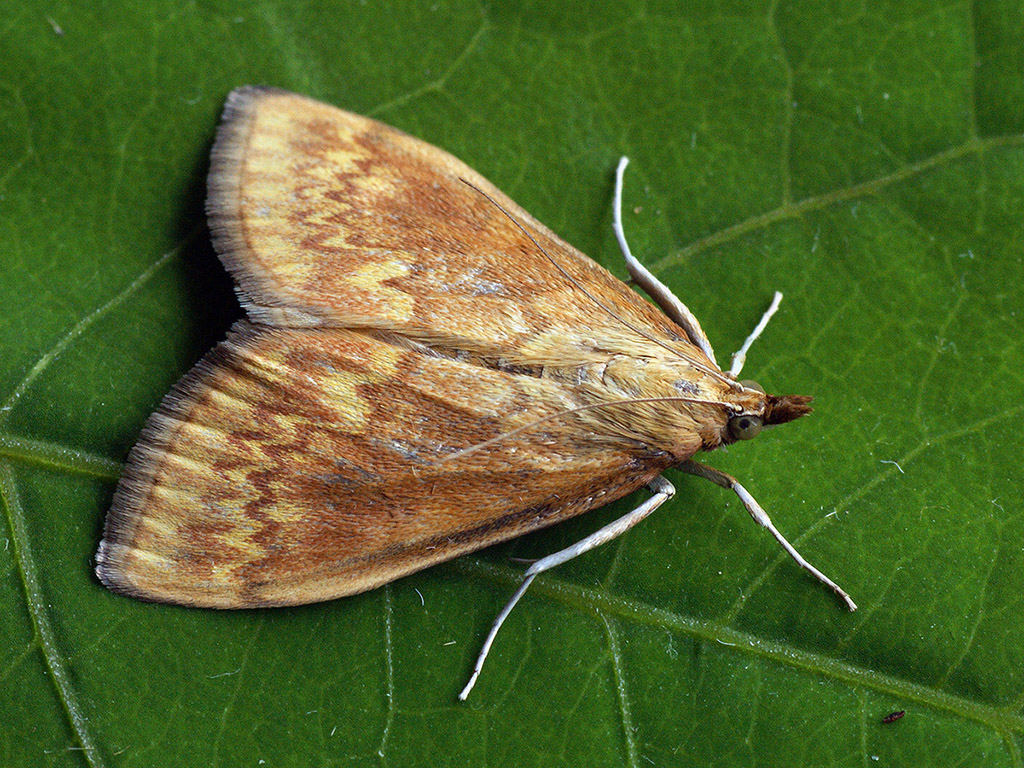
left=561, top=354, right=761, bottom=460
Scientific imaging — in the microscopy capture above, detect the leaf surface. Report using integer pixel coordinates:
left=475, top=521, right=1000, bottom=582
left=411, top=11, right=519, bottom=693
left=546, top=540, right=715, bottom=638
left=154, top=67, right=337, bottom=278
left=1, top=2, right=1022, bottom=766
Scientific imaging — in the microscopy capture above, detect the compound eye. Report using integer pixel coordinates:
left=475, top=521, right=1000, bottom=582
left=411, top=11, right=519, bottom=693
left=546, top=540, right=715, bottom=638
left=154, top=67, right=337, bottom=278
left=728, top=414, right=763, bottom=440
left=739, top=379, right=765, bottom=393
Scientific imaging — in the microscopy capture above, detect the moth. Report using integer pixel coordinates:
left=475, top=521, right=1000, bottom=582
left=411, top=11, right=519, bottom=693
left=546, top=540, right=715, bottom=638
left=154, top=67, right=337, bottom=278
left=96, top=86, right=855, bottom=700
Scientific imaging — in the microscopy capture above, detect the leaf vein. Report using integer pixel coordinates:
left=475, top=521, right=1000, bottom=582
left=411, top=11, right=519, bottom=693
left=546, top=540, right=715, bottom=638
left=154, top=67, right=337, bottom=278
left=0, top=236, right=190, bottom=421
left=651, top=134, right=1024, bottom=271
left=0, top=462, right=106, bottom=768
left=455, top=557, right=1024, bottom=733
left=603, top=616, right=639, bottom=768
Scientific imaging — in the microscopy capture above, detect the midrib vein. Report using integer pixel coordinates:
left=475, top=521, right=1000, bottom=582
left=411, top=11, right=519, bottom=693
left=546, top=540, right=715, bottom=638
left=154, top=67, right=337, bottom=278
left=454, top=557, right=1024, bottom=734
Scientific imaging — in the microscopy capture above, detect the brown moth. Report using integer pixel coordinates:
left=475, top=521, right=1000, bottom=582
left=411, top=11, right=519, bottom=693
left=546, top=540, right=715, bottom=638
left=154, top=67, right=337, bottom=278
left=95, top=86, right=855, bottom=699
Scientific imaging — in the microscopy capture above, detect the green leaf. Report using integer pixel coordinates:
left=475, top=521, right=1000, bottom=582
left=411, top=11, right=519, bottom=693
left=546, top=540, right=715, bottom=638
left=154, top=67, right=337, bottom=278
left=2, top=1, right=1023, bottom=766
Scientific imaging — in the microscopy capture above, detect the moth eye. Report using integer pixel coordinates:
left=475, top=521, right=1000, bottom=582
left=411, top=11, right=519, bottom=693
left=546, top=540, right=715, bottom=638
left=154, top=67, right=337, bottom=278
left=739, top=379, right=765, bottom=393
left=728, top=414, right=763, bottom=440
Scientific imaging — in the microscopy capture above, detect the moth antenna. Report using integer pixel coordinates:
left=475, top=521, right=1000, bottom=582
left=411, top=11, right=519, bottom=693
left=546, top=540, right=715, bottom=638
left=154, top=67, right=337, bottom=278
left=729, top=291, right=782, bottom=377
left=612, top=157, right=727, bottom=373
left=438, top=395, right=737, bottom=463
left=458, top=179, right=734, bottom=388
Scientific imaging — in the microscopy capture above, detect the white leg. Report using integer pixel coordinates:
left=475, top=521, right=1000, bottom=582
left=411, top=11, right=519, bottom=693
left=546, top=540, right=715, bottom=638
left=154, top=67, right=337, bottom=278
left=612, top=158, right=719, bottom=367
left=680, top=460, right=857, bottom=611
left=458, top=475, right=676, bottom=700
left=729, top=291, right=783, bottom=377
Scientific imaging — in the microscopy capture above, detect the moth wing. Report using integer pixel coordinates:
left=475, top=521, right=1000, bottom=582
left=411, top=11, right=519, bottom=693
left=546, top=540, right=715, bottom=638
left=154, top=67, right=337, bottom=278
left=96, top=323, right=669, bottom=608
left=207, top=86, right=706, bottom=358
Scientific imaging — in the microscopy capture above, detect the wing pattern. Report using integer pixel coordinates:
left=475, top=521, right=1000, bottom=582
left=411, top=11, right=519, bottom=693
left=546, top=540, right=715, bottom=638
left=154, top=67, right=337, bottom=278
left=97, top=87, right=747, bottom=607
left=99, top=322, right=672, bottom=606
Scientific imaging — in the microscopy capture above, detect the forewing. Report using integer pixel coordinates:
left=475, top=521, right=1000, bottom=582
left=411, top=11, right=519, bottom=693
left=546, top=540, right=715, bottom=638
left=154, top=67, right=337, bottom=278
left=207, top=87, right=702, bottom=357
left=96, top=323, right=669, bottom=608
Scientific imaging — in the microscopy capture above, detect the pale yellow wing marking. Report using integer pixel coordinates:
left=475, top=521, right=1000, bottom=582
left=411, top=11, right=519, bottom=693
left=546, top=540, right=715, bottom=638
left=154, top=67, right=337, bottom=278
left=96, top=322, right=669, bottom=608
left=207, top=87, right=708, bottom=367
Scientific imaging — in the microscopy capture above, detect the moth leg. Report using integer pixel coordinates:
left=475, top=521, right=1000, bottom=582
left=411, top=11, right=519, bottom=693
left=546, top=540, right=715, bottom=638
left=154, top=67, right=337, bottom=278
left=728, top=291, right=783, bottom=377
left=612, top=157, right=719, bottom=367
left=458, top=475, right=675, bottom=701
left=680, top=460, right=857, bottom=611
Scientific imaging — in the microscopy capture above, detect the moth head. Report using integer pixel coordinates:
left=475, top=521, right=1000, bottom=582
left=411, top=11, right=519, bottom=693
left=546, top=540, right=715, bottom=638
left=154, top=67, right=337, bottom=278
left=722, top=380, right=813, bottom=444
